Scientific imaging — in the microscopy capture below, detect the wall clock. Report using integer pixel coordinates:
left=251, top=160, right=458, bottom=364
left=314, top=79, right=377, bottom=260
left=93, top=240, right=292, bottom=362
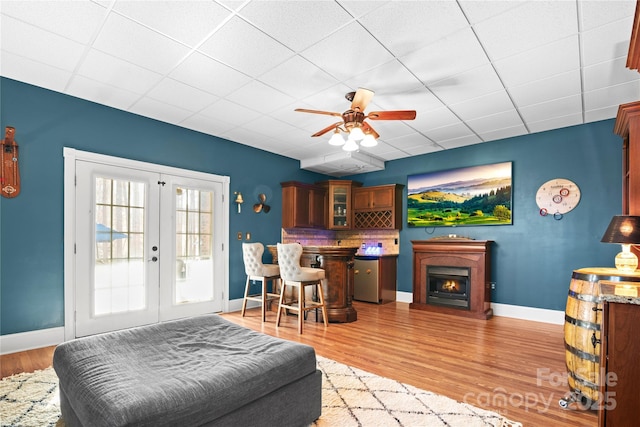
left=536, top=178, right=581, bottom=219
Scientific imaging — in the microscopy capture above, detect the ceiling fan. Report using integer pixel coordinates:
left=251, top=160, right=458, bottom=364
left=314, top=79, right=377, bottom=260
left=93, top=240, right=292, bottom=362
left=295, top=88, right=416, bottom=151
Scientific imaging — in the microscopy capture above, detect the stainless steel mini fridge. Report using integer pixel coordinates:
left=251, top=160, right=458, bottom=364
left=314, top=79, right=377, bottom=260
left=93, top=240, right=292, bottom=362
left=354, top=257, right=379, bottom=303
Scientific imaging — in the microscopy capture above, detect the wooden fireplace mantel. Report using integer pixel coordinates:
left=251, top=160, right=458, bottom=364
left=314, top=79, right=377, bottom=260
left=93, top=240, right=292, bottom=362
left=411, top=239, right=493, bottom=320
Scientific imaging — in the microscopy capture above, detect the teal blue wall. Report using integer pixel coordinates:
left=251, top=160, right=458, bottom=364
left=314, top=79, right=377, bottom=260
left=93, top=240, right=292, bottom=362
left=0, top=77, right=325, bottom=335
left=346, top=120, right=622, bottom=311
left=0, top=77, right=624, bottom=335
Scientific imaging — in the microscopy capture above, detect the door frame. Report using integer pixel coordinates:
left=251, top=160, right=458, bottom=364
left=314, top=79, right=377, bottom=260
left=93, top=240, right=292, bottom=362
left=63, top=147, right=230, bottom=341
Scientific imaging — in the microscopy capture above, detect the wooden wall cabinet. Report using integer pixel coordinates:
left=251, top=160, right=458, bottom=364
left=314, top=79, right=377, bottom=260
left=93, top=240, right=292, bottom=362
left=318, top=180, right=362, bottom=230
left=281, top=181, right=327, bottom=229
left=598, top=281, right=640, bottom=426
left=353, top=184, right=404, bottom=229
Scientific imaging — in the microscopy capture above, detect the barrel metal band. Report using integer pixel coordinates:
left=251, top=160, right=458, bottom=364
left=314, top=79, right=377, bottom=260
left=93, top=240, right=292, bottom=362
left=572, top=271, right=640, bottom=283
left=566, top=369, right=599, bottom=391
left=564, top=314, right=600, bottom=331
left=565, top=341, right=600, bottom=363
left=567, top=289, right=601, bottom=303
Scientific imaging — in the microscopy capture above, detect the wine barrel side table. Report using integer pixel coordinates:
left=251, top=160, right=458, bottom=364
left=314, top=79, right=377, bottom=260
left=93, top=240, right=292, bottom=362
left=560, top=267, right=640, bottom=410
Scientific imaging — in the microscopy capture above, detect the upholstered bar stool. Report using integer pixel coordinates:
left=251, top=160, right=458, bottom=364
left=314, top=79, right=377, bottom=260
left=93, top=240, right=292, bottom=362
left=276, top=243, right=328, bottom=334
left=241, top=242, right=280, bottom=322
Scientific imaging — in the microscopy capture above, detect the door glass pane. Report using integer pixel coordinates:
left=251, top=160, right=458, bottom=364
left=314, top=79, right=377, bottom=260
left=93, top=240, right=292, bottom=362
left=95, top=176, right=146, bottom=316
left=175, top=186, right=214, bottom=304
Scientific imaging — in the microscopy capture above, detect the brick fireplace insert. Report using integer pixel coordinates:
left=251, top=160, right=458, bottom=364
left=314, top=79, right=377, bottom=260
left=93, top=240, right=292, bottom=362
left=411, top=238, right=493, bottom=320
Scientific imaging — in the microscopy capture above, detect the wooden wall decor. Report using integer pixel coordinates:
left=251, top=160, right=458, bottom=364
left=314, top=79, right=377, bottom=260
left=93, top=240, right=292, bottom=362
left=1, top=126, right=20, bottom=198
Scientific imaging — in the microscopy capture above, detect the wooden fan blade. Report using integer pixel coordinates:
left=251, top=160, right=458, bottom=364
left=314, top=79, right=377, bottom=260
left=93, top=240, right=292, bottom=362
left=351, top=88, right=374, bottom=112
left=361, top=121, right=380, bottom=139
left=367, top=110, right=416, bottom=120
left=295, top=108, right=342, bottom=117
left=312, top=122, right=343, bottom=137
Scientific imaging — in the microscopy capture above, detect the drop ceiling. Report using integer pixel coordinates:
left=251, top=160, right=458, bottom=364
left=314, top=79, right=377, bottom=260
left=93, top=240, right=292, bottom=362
left=1, top=1, right=639, bottom=176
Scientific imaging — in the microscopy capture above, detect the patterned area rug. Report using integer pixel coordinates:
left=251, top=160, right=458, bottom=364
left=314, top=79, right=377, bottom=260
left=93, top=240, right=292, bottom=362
left=0, top=357, right=521, bottom=427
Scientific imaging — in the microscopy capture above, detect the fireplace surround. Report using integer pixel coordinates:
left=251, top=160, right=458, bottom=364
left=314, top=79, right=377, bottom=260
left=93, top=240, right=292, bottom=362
left=411, top=238, right=493, bottom=319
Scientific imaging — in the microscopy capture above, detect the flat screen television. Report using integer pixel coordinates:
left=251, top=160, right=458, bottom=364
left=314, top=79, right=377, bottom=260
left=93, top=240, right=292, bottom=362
left=407, top=161, right=512, bottom=227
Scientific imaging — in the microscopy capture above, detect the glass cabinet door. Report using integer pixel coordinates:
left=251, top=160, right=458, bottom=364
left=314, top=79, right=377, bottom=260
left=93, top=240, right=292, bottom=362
left=332, top=185, right=349, bottom=228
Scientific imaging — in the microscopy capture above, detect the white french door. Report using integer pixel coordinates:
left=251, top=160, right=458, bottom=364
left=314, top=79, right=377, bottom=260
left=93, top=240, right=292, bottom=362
left=67, top=149, right=228, bottom=338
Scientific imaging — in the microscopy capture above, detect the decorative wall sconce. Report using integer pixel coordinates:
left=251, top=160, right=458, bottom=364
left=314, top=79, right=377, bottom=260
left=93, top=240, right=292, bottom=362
left=234, top=192, right=244, bottom=213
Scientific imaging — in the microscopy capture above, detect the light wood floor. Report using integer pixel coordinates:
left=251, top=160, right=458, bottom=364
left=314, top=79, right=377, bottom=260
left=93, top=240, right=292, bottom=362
left=1, top=302, right=597, bottom=426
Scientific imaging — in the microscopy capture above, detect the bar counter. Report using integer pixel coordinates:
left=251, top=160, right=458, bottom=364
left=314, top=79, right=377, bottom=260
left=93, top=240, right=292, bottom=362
left=268, top=245, right=358, bottom=323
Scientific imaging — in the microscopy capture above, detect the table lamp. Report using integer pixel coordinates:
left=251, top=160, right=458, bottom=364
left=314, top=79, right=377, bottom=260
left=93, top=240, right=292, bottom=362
left=601, top=215, right=640, bottom=272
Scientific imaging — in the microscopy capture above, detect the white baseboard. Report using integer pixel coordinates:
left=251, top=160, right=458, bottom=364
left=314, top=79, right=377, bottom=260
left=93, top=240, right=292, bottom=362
left=490, top=302, right=564, bottom=325
left=0, top=327, right=65, bottom=355
left=397, top=292, right=563, bottom=324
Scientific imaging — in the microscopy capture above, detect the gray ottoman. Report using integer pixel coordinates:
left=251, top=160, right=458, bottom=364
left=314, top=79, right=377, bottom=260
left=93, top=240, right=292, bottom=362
left=53, top=314, right=321, bottom=427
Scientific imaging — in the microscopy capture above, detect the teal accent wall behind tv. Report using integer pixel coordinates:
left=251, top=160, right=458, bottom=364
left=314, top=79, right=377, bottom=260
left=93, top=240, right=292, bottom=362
left=0, top=77, right=624, bottom=336
left=345, top=119, right=622, bottom=311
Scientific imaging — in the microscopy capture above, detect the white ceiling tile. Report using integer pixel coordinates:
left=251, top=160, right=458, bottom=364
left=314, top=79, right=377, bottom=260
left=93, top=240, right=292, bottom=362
left=93, top=13, right=191, bottom=74
left=519, top=95, right=583, bottom=124
left=66, top=75, right=140, bottom=111
left=365, top=121, right=416, bottom=141
left=509, top=70, right=582, bottom=108
left=466, top=110, right=524, bottom=135
left=583, top=57, right=640, bottom=92
left=198, top=16, right=294, bottom=78
left=449, top=90, right=515, bottom=121
left=585, top=105, right=621, bottom=123
left=0, top=50, right=72, bottom=92
left=1, top=15, right=86, bottom=71
left=169, top=52, right=252, bottom=98
left=429, top=64, right=505, bottom=105
left=494, top=36, right=580, bottom=88
left=180, top=113, right=236, bottom=137
left=147, top=78, right=219, bottom=112
left=77, top=49, right=163, bottom=95
left=404, top=143, right=444, bottom=157
left=474, top=1, right=578, bottom=61
left=1, top=0, right=107, bottom=43
left=259, top=56, right=339, bottom=99
left=579, top=0, right=637, bottom=31
left=459, top=1, right=527, bottom=25
left=225, top=80, right=295, bottom=114
left=425, top=122, right=475, bottom=142
left=581, top=16, right=635, bottom=66
left=243, top=115, right=303, bottom=138
left=527, top=113, right=583, bottom=134
left=411, top=106, right=461, bottom=131
left=198, top=99, right=262, bottom=126
left=584, top=79, right=640, bottom=111
left=129, top=97, right=194, bottom=125
left=401, top=28, right=490, bottom=85
left=238, top=1, right=353, bottom=52
left=477, top=124, right=528, bottom=142
left=301, top=22, right=395, bottom=81
left=358, top=1, right=469, bottom=57
left=112, top=0, right=231, bottom=47
left=385, top=133, right=436, bottom=151
left=437, top=134, right=483, bottom=150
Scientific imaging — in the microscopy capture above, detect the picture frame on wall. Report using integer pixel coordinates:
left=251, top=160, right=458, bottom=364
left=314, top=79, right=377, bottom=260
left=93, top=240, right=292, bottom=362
left=407, top=161, right=513, bottom=227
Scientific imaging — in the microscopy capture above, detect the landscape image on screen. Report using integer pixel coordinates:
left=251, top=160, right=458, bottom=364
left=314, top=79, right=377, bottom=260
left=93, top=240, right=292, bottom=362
left=407, top=162, right=512, bottom=227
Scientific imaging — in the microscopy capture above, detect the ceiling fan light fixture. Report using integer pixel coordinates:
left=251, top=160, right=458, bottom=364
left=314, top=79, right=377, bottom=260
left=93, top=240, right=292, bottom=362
left=348, top=126, right=365, bottom=142
left=342, top=138, right=359, bottom=152
left=328, top=129, right=345, bottom=146
left=360, top=133, right=378, bottom=147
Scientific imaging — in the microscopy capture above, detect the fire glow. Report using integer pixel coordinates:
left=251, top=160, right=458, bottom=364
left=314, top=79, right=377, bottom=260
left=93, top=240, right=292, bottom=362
left=442, top=280, right=460, bottom=292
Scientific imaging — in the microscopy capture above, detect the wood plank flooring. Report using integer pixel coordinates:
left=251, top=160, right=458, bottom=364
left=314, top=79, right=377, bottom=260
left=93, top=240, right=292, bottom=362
left=1, top=302, right=597, bottom=426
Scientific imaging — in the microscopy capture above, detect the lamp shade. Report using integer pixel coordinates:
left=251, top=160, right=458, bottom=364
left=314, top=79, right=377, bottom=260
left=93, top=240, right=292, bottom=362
left=601, top=215, right=640, bottom=244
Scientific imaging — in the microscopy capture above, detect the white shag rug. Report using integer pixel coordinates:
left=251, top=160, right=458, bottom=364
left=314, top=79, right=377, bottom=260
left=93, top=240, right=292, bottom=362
left=0, top=356, right=521, bottom=427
